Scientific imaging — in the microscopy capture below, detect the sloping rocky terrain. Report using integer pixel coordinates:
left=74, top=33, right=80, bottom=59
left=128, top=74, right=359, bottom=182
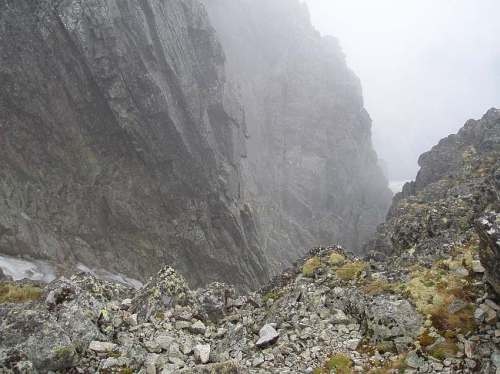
left=0, top=0, right=498, bottom=372
left=0, top=0, right=390, bottom=288
left=0, top=244, right=497, bottom=373
left=366, top=108, right=500, bottom=290
left=203, top=0, right=392, bottom=269
left=0, top=110, right=499, bottom=373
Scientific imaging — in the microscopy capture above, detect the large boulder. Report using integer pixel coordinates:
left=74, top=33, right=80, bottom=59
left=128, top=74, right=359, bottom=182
left=130, top=267, right=195, bottom=322
left=365, top=295, right=423, bottom=343
left=0, top=274, right=120, bottom=372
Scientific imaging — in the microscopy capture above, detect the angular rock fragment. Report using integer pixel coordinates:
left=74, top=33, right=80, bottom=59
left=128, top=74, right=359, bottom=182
left=255, top=324, right=279, bottom=348
left=194, top=344, right=211, bottom=364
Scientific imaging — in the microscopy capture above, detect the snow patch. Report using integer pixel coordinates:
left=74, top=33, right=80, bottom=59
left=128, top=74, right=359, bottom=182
left=0, top=255, right=56, bottom=282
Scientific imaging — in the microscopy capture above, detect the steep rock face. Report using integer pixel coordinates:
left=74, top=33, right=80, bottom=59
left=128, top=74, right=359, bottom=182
left=477, top=212, right=500, bottom=294
left=0, top=0, right=269, bottom=289
left=367, top=108, right=500, bottom=266
left=202, top=0, right=392, bottom=269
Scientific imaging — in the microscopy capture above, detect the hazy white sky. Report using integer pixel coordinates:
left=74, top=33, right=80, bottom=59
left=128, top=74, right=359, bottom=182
left=303, top=0, right=500, bottom=180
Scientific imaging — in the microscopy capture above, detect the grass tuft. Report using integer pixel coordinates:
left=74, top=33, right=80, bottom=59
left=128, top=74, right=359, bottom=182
left=429, top=340, right=458, bottom=360
left=326, top=353, right=353, bottom=373
left=335, top=261, right=366, bottom=281
left=362, top=279, right=395, bottom=296
left=368, top=354, right=407, bottom=374
left=0, top=283, right=43, bottom=304
left=262, top=289, right=283, bottom=303
left=302, top=257, right=321, bottom=277
left=417, top=330, right=436, bottom=348
left=329, top=252, right=346, bottom=266
left=314, top=353, right=353, bottom=374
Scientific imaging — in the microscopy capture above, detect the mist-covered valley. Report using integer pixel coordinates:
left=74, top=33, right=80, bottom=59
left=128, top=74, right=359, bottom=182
left=0, top=1, right=498, bottom=373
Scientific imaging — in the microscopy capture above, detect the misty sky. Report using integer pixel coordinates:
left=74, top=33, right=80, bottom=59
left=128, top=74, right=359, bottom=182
left=303, top=0, right=500, bottom=181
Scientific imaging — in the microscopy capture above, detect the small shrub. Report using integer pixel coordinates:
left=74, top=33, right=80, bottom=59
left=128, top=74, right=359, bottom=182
left=429, top=340, right=458, bottom=360
left=375, top=340, right=396, bottom=354
left=329, top=252, right=345, bottom=266
left=362, top=279, right=395, bottom=296
left=418, top=330, right=436, bottom=348
left=107, top=350, right=122, bottom=358
left=326, top=353, right=353, bottom=374
left=262, top=289, right=283, bottom=303
left=368, top=354, right=407, bottom=374
left=0, top=283, right=43, bottom=303
left=302, top=257, right=321, bottom=277
left=54, top=345, right=76, bottom=359
left=335, top=261, right=366, bottom=281
left=430, top=304, right=476, bottom=333
left=314, top=353, right=353, bottom=374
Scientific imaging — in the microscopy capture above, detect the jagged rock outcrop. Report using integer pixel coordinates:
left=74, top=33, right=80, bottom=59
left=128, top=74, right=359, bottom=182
left=0, top=0, right=269, bottom=289
left=1, top=243, right=498, bottom=373
left=477, top=212, right=500, bottom=294
left=367, top=108, right=500, bottom=265
left=202, top=0, right=392, bottom=269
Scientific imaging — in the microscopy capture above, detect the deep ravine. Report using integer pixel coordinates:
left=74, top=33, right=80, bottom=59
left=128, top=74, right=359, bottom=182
left=0, top=0, right=390, bottom=291
left=0, top=109, right=498, bottom=373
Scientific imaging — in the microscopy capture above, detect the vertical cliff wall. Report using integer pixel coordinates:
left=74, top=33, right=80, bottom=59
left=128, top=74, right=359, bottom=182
left=203, top=0, right=392, bottom=269
left=0, top=0, right=391, bottom=287
left=0, top=0, right=269, bottom=289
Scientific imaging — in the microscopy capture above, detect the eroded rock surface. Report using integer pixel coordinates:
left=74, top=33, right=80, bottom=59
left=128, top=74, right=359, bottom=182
left=1, top=0, right=392, bottom=290
left=0, top=0, right=269, bottom=289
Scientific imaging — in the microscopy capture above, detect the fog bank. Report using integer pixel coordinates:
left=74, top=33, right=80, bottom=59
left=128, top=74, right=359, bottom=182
left=304, top=0, right=500, bottom=180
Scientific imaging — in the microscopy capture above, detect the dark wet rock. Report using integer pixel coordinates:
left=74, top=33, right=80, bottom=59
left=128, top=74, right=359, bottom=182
left=0, top=0, right=393, bottom=294
left=195, top=282, right=236, bottom=322
left=477, top=212, right=500, bottom=294
left=0, top=0, right=269, bottom=291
